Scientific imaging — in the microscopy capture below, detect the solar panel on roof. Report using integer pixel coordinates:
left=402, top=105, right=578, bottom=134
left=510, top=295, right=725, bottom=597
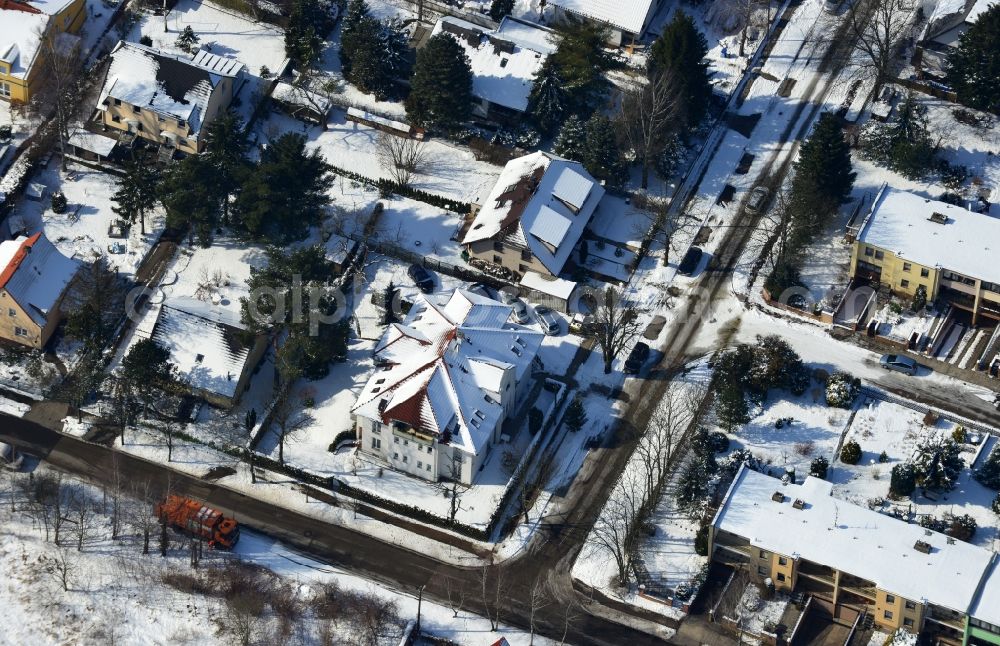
left=528, top=205, right=572, bottom=249
left=551, top=167, right=593, bottom=211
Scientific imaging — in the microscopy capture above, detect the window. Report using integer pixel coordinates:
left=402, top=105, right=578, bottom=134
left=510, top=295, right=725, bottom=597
left=758, top=549, right=768, bottom=559
left=132, top=105, right=140, bottom=113
left=426, top=464, right=431, bottom=471
left=883, top=610, right=893, bottom=620
left=178, top=120, right=186, bottom=128
left=493, top=241, right=504, bottom=252
left=371, top=423, right=380, bottom=434
left=518, top=264, right=529, bottom=273
left=776, top=573, right=786, bottom=582
left=417, top=461, right=423, bottom=469
left=874, top=250, right=884, bottom=260
left=136, top=123, right=144, bottom=132
left=403, top=440, right=409, bottom=446
left=757, top=566, right=768, bottom=576
left=0, top=81, right=10, bottom=98
left=113, top=98, right=121, bottom=106
left=394, top=437, right=399, bottom=444
left=920, top=268, right=929, bottom=278
left=904, top=601, right=916, bottom=610
left=493, top=255, right=502, bottom=263
left=402, top=455, right=408, bottom=463
left=521, top=249, right=532, bottom=261
left=111, top=115, right=121, bottom=123
left=900, top=279, right=909, bottom=288
left=885, top=594, right=895, bottom=604
left=158, top=115, right=165, bottom=122
left=903, top=618, right=914, bottom=628
left=393, top=452, right=399, bottom=459
left=13, top=327, right=27, bottom=337
left=902, top=263, right=911, bottom=272
left=864, top=247, right=874, bottom=257
left=371, top=437, right=381, bottom=449
left=778, top=557, right=787, bottom=566
left=7, top=308, right=14, bottom=317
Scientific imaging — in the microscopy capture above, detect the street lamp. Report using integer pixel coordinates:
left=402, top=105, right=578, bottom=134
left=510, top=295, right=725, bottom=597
left=416, top=584, right=426, bottom=632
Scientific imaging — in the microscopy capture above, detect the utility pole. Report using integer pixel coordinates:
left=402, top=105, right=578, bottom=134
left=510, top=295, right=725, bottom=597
left=416, top=584, right=425, bottom=631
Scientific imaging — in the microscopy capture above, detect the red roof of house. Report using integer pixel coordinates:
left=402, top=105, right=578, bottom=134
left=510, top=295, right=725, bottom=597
left=0, top=232, right=42, bottom=290
left=0, top=0, right=44, bottom=14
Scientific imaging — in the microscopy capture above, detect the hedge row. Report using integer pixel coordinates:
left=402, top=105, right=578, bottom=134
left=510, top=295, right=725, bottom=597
left=328, top=164, right=472, bottom=214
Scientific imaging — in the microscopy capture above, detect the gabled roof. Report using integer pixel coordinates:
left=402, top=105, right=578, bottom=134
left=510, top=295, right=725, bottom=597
left=714, top=467, right=996, bottom=615
left=353, top=289, right=542, bottom=456
left=462, top=152, right=604, bottom=275
left=0, top=233, right=79, bottom=326
left=150, top=297, right=252, bottom=400
left=98, top=41, right=231, bottom=136
left=0, top=9, right=51, bottom=79
left=547, top=0, right=658, bottom=36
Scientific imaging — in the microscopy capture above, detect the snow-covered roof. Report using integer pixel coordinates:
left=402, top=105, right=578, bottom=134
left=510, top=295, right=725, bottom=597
left=858, top=188, right=1000, bottom=282
left=463, top=152, right=604, bottom=275
left=971, top=555, right=1000, bottom=628
left=926, top=0, right=996, bottom=44
left=0, top=10, right=52, bottom=79
left=352, top=289, right=542, bottom=456
left=714, top=467, right=995, bottom=614
left=345, top=107, right=414, bottom=135
left=431, top=16, right=553, bottom=113
left=150, top=298, right=253, bottom=400
left=272, top=81, right=332, bottom=116
left=548, top=0, right=658, bottom=36
left=0, top=233, right=79, bottom=326
left=519, top=271, right=577, bottom=300
left=495, top=17, right=558, bottom=55
left=98, top=41, right=229, bottom=137
left=67, top=129, right=117, bottom=157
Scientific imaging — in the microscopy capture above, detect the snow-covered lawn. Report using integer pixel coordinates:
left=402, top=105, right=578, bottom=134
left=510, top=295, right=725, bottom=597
left=0, top=464, right=559, bottom=646
left=829, top=396, right=999, bottom=550
left=731, top=584, right=789, bottom=639
left=13, top=162, right=165, bottom=279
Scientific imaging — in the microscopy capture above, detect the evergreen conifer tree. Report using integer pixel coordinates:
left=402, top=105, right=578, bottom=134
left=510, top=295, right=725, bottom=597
left=947, top=3, right=1000, bottom=114
left=405, top=34, right=473, bottom=132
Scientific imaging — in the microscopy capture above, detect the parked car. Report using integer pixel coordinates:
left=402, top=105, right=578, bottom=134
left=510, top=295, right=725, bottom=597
left=879, top=354, right=918, bottom=376
left=533, top=306, right=561, bottom=335
left=510, top=299, right=531, bottom=324
left=744, top=186, right=771, bottom=214
left=407, top=264, right=434, bottom=293
left=643, top=315, right=667, bottom=340
left=677, top=246, right=703, bottom=276
left=0, top=442, right=23, bottom=471
left=497, top=287, right=519, bottom=304
left=468, top=282, right=497, bottom=300
left=624, top=342, right=651, bottom=375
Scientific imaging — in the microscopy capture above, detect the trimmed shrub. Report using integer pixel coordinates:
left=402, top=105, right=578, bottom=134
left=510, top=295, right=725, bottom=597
left=810, top=456, right=829, bottom=480
left=878, top=450, right=889, bottom=463
left=50, top=191, right=67, bottom=214
left=947, top=514, right=977, bottom=542
left=840, top=440, right=862, bottom=465
left=890, top=462, right=917, bottom=497
left=694, top=524, right=710, bottom=556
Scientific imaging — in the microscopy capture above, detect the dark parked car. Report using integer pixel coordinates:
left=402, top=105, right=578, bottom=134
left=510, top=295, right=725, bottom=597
left=678, top=246, right=703, bottom=276
left=624, top=342, right=651, bottom=375
left=879, top=354, right=918, bottom=376
left=407, top=264, right=434, bottom=293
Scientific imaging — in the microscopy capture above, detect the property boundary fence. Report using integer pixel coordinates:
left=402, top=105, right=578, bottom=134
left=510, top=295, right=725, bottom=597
left=859, top=385, right=998, bottom=437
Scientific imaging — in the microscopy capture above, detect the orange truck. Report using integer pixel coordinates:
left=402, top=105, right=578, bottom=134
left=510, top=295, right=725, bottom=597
left=155, top=495, right=240, bottom=549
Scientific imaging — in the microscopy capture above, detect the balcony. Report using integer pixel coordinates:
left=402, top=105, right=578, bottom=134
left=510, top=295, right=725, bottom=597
left=797, top=570, right=835, bottom=588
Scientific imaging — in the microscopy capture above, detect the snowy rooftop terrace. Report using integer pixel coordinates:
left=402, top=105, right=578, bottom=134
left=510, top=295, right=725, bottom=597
left=857, top=187, right=1000, bottom=283
left=714, top=466, right=995, bottom=614
left=430, top=17, right=554, bottom=113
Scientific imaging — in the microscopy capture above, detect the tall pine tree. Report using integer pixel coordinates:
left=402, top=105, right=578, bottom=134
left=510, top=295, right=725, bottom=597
left=526, top=59, right=567, bottom=135
left=648, top=11, right=712, bottom=127
left=946, top=3, right=1000, bottom=115
left=553, top=114, right=587, bottom=160
left=339, top=0, right=370, bottom=76
left=405, top=33, right=473, bottom=132
left=582, top=114, right=627, bottom=188
left=489, top=0, right=514, bottom=22
left=112, top=155, right=159, bottom=235
left=160, top=155, right=221, bottom=246
left=204, top=111, right=249, bottom=227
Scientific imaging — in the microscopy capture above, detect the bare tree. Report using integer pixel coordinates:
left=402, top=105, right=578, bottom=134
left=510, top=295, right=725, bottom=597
left=588, top=469, right=644, bottom=586
left=444, top=576, right=468, bottom=618
left=446, top=451, right=464, bottom=522
left=32, top=24, right=84, bottom=171
left=717, top=0, right=773, bottom=57
left=353, top=592, right=399, bottom=646
left=590, top=286, right=644, bottom=374
left=633, top=196, right=701, bottom=267
left=557, top=595, right=581, bottom=646
left=288, top=68, right=341, bottom=130
left=130, top=478, right=159, bottom=555
left=271, top=391, right=314, bottom=465
left=845, top=0, right=915, bottom=97
left=635, top=381, right=701, bottom=506
left=221, top=589, right=267, bottom=646
left=479, top=564, right=512, bottom=631
left=375, top=132, right=431, bottom=188
left=42, top=546, right=76, bottom=591
left=528, top=575, right=552, bottom=644
left=616, top=70, right=681, bottom=189
left=69, top=487, right=97, bottom=551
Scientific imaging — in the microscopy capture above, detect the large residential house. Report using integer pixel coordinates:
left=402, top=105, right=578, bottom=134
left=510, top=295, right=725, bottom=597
left=148, top=298, right=269, bottom=409
left=545, top=0, right=662, bottom=46
left=849, top=187, right=1000, bottom=325
left=0, top=233, right=79, bottom=349
left=0, top=0, right=86, bottom=103
left=914, top=0, right=993, bottom=81
left=97, top=41, right=247, bottom=155
left=351, top=290, right=542, bottom=485
left=711, top=466, right=1000, bottom=646
left=462, top=151, right=604, bottom=280
left=430, top=16, right=556, bottom=123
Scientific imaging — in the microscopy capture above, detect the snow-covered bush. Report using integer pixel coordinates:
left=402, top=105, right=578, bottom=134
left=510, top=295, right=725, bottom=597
left=974, top=447, right=1000, bottom=490
left=947, top=514, right=977, bottom=542
left=913, top=438, right=964, bottom=492
left=825, top=371, right=859, bottom=408
left=992, top=492, right=1000, bottom=516
left=810, top=456, right=829, bottom=479
left=840, top=440, right=862, bottom=465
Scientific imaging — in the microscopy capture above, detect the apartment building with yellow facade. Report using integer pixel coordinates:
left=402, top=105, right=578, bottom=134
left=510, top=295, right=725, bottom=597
left=0, top=233, right=79, bottom=349
left=711, top=466, right=1000, bottom=646
left=0, top=0, right=86, bottom=104
left=96, top=41, right=246, bottom=155
left=850, top=187, right=1000, bottom=325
